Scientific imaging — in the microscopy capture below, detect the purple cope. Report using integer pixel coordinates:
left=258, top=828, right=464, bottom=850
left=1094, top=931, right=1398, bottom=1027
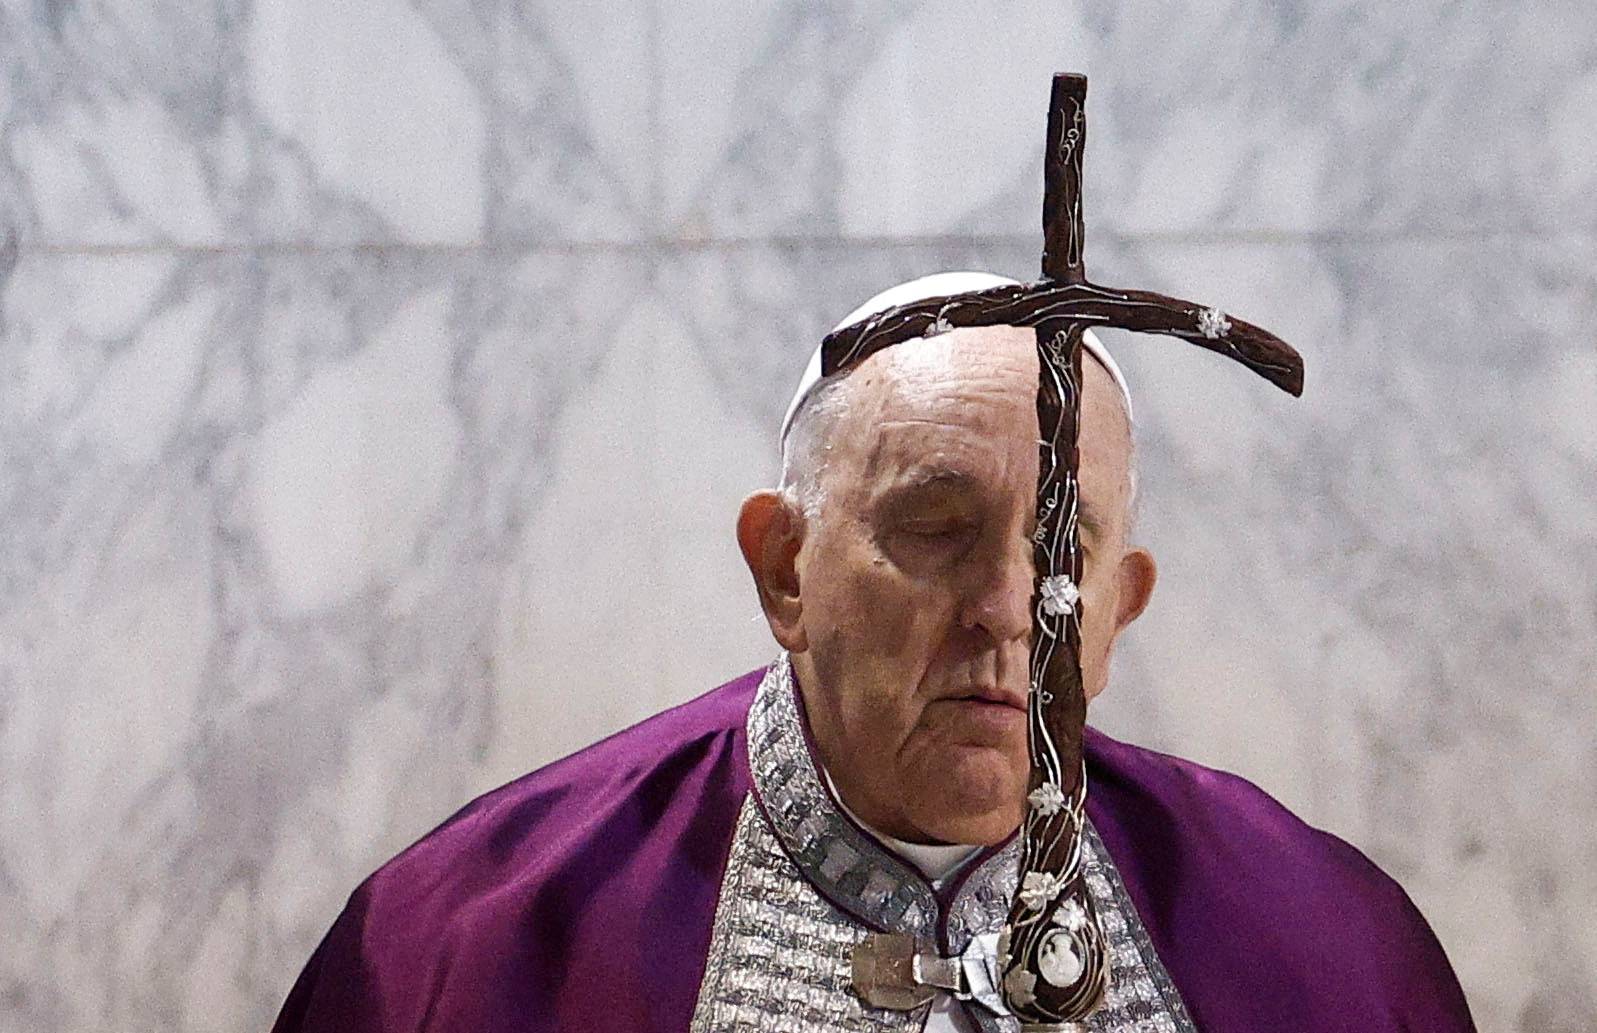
left=273, top=666, right=1476, bottom=1033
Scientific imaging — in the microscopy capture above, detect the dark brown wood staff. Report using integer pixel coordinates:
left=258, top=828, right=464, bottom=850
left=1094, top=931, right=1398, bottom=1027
left=824, top=73, right=1305, bottom=1026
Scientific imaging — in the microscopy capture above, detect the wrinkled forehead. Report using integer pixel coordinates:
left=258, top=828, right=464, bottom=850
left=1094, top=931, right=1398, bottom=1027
left=833, top=333, right=1035, bottom=497
left=853, top=326, right=1127, bottom=444
left=841, top=330, right=1133, bottom=520
left=870, top=324, right=1039, bottom=395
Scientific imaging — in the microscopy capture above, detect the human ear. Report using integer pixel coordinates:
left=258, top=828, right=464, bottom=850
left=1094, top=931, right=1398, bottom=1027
left=736, top=491, right=809, bottom=652
left=1112, top=547, right=1157, bottom=634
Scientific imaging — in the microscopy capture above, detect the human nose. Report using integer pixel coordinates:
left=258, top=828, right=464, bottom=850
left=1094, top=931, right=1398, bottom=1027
left=957, top=540, right=1035, bottom=644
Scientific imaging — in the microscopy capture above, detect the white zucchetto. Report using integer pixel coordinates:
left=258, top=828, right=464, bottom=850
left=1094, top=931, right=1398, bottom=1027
left=780, top=272, right=1134, bottom=444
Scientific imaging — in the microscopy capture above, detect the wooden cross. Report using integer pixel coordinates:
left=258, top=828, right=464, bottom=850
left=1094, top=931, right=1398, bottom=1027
left=823, top=74, right=1304, bottom=1026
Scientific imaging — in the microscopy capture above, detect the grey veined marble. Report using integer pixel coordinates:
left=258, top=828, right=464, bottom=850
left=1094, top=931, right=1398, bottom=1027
left=1, top=2, right=1594, bottom=1031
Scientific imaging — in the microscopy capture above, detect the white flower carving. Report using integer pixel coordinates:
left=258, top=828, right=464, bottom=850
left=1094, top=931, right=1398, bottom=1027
left=1019, top=871, right=1067, bottom=911
left=1052, top=898, right=1088, bottom=932
left=1039, top=574, right=1079, bottom=617
left=1027, top=781, right=1066, bottom=817
left=1003, top=967, right=1038, bottom=1007
left=1197, top=307, right=1232, bottom=340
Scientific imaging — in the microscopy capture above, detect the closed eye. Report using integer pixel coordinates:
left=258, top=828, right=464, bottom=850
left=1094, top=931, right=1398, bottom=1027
left=898, top=522, right=975, bottom=539
left=891, top=524, right=981, bottom=567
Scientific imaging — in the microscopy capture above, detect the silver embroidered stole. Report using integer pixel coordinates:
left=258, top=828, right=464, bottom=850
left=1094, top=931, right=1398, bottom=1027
left=688, top=658, right=1196, bottom=1032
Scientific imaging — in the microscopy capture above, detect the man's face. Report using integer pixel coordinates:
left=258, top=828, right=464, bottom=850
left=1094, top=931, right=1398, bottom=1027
left=789, top=325, right=1136, bottom=846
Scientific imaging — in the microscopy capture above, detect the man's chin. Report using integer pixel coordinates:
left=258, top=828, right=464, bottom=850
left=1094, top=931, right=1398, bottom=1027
left=911, top=802, right=1024, bottom=848
left=906, top=754, right=1026, bottom=846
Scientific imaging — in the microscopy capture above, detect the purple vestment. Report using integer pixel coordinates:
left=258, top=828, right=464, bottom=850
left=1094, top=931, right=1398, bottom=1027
left=273, top=665, right=1474, bottom=1032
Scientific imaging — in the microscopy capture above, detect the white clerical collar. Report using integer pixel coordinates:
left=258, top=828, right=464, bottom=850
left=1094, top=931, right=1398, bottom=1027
left=821, top=768, right=982, bottom=884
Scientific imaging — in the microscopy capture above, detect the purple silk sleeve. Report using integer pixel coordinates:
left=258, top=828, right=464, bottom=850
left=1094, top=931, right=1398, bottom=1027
left=271, top=670, right=760, bottom=1033
left=1083, top=726, right=1477, bottom=1032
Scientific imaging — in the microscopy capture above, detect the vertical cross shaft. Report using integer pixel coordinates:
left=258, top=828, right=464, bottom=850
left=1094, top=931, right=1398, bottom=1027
left=1041, top=74, right=1088, bottom=285
left=1003, top=72, right=1106, bottom=1026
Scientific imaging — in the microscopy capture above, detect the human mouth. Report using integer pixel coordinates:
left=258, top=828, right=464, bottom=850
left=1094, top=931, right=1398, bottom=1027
left=956, top=685, right=1028, bottom=712
left=940, top=693, right=1028, bottom=741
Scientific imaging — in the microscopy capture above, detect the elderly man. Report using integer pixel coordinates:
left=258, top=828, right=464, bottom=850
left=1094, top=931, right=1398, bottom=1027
left=273, top=275, right=1475, bottom=1033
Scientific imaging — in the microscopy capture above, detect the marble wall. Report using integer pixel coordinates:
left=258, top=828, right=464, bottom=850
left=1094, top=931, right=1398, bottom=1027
left=2, top=2, right=1593, bottom=1030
